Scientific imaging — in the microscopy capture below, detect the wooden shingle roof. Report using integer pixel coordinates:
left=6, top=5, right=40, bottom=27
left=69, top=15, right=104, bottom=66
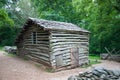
left=28, top=17, right=89, bottom=32
left=15, top=18, right=89, bottom=43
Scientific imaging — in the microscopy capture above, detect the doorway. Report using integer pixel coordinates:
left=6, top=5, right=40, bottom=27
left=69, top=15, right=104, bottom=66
left=56, top=54, right=63, bottom=67
left=71, top=47, right=79, bottom=68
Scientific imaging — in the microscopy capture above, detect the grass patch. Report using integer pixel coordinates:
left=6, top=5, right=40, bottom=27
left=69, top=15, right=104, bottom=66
left=81, top=60, right=101, bottom=68
left=35, top=63, right=42, bottom=67
left=89, top=54, right=101, bottom=65
left=45, top=67, right=53, bottom=73
left=6, top=53, right=17, bottom=57
left=89, top=54, right=100, bottom=60
left=0, top=46, right=3, bottom=50
left=22, top=56, right=29, bottom=61
left=81, top=54, right=101, bottom=68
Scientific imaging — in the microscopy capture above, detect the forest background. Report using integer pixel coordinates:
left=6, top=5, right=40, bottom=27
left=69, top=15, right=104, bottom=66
left=0, top=0, right=120, bottom=54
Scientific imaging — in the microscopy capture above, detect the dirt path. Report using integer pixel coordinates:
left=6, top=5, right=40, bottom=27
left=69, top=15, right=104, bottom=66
left=0, top=51, right=120, bottom=80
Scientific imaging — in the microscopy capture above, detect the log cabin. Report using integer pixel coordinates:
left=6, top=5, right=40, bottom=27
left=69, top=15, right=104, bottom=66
left=16, top=17, right=90, bottom=71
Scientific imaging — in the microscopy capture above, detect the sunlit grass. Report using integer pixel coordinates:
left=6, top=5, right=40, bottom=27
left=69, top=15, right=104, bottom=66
left=89, top=54, right=100, bottom=60
left=81, top=54, right=101, bottom=68
left=0, top=46, right=3, bottom=50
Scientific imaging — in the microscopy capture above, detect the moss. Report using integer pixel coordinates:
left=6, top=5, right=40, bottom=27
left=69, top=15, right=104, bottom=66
left=35, top=63, right=42, bottom=67
left=45, top=67, right=54, bottom=73
left=22, top=56, right=29, bottom=61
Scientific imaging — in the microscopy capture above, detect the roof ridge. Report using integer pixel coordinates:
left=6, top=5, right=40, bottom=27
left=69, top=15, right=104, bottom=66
left=28, top=17, right=89, bottom=32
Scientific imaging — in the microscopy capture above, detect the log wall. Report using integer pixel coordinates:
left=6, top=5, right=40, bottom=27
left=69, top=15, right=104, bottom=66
left=49, top=30, right=89, bottom=69
left=16, top=25, right=89, bottom=70
left=17, top=25, right=51, bottom=66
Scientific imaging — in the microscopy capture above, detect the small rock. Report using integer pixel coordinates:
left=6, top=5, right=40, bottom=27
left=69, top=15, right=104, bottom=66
left=68, top=75, right=78, bottom=80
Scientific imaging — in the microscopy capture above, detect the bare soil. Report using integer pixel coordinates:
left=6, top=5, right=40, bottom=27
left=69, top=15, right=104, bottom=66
left=0, top=51, right=120, bottom=80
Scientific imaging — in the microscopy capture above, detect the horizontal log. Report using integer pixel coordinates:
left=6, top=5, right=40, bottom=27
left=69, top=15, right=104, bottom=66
left=51, top=33, right=88, bottom=37
left=79, top=53, right=86, bottom=56
left=50, top=39, right=88, bottom=43
left=24, top=41, right=49, bottom=45
left=51, top=36, right=88, bottom=39
left=25, top=48, right=49, bottom=55
left=29, top=53, right=50, bottom=61
left=37, top=41, right=49, bottom=44
left=51, top=45, right=70, bottom=50
left=63, top=56, right=71, bottom=60
left=62, top=52, right=70, bottom=56
left=24, top=44, right=48, bottom=47
left=37, top=38, right=49, bottom=41
left=37, top=33, right=49, bottom=35
left=24, top=38, right=49, bottom=41
left=25, top=43, right=49, bottom=47
left=79, top=51, right=89, bottom=54
left=26, top=55, right=51, bottom=66
left=51, top=30, right=88, bottom=35
left=51, top=45, right=89, bottom=53
left=52, top=47, right=71, bottom=53
left=51, top=42, right=89, bottom=47
left=53, top=49, right=70, bottom=55
left=37, top=46, right=49, bottom=50
left=25, top=48, right=49, bottom=54
left=29, top=52, right=50, bottom=58
left=79, top=56, right=88, bottom=59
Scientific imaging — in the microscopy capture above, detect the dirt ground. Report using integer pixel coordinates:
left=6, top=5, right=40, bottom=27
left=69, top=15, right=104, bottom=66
left=0, top=51, right=120, bottom=80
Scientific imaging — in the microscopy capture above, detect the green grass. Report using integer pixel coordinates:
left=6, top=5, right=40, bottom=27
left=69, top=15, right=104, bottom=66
left=0, top=46, right=3, bottom=50
left=81, top=54, right=101, bottom=68
left=35, top=63, right=42, bottom=67
left=45, top=67, right=53, bottom=73
left=22, top=56, right=29, bottom=60
left=89, top=54, right=100, bottom=60
left=6, top=53, right=17, bottom=57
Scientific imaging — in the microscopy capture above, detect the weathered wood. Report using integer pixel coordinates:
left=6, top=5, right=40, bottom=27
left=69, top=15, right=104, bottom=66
left=50, top=30, right=89, bottom=69
left=37, top=41, right=49, bottom=44
left=51, top=42, right=89, bottom=47
left=51, top=33, right=88, bottom=37
left=51, top=30, right=88, bottom=35
left=52, top=47, right=71, bottom=53
left=24, top=44, right=49, bottom=48
left=53, top=49, right=70, bottom=55
left=16, top=18, right=89, bottom=71
left=25, top=48, right=49, bottom=56
left=50, top=39, right=88, bottom=42
left=51, top=36, right=88, bottom=39
left=29, top=53, right=50, bottom=62
left=26, top=55, right=51, bottom=66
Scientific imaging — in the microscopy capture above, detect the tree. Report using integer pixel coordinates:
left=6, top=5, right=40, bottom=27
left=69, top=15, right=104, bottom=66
left=0, top=9, right=15, bottom=46
left=73, top=0, right=120, bottom=54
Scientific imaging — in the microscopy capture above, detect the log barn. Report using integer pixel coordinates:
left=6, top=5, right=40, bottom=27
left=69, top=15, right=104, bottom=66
left=16, top=18, right=90, bottom=71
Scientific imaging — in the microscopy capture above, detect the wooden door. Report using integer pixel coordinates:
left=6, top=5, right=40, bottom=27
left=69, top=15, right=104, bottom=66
left=56, top=54, right=63, bottom=67
left=71, top=47, right=79, bottom=67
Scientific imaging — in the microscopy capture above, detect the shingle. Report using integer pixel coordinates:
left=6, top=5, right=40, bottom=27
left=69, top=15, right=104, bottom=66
left=29, top=17, right=89, bottom=32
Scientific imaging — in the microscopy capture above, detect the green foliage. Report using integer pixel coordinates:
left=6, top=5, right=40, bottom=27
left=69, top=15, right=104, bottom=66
left=0, top=0, right=120, bottom=54
left=0, top=9, right=14, bottom=26
left=0, top=46, right=3, bottom=50
left=33, top=0, right=79, bottom=23
left=73, top=0, right=120, bottom=54
left=0, top=9, right=18, bottom=46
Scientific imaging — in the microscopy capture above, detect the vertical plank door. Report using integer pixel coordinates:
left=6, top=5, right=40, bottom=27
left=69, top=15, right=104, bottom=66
left=71, top=47, right=79, bottom=68
left=56, top=54, right=63, bottom=67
